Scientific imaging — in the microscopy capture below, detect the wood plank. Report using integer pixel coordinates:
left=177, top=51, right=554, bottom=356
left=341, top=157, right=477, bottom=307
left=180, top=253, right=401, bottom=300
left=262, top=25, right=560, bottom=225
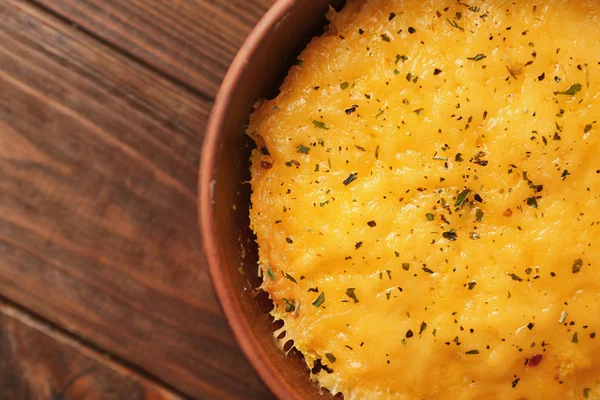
left=0, top=1, right=272, bottom=398
left=31, top=0, right=276, bottom=98
left=0, top=299, right=182, bottom=400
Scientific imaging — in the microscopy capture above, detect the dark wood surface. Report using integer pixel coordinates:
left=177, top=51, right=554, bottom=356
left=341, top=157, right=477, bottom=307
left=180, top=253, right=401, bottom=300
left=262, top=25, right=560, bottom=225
left=0, top=299, right=181, bottom=400
left=0, top=0, right=276, bottom=398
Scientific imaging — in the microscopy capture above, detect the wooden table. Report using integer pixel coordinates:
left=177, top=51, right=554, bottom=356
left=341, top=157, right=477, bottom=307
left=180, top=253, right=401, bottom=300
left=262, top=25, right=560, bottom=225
left=0, top=0, right=276, bottom=398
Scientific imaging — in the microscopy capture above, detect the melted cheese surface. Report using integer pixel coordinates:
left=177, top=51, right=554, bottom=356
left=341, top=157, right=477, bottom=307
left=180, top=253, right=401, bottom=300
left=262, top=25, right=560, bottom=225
left=249, top=1, right=600, bottom=398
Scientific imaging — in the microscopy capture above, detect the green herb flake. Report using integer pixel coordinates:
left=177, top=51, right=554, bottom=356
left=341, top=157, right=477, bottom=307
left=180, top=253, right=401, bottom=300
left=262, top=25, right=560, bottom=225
left=312, top=120, right=329, bottom=130
left=468, top=281, right=477, bottom=290
left=446, top=18, right=465, bottom=31
left=555, top=83, right=582, bottom=96
left=381, top=34, right=391, bottom=42
left=340, top=81, right=349, bottom=90
left=346, top=288, right=359, bottom=303
left=455, top=153, right=464, bottom=162
left=393, top=69, right=400, bottom=75
left=413, top=108, right=425, bottom=116
left=572, top=258, right=583, bottom=273
left=297, top=145, right=310, bottom=154
left=395, top=54, right=408, bottom=64
left=584, top=124, right=593, bottom=133
left=325, top=353, right=337, bottom=363
left=343, top=172, right=359, bottom=186
left=283, top=272, right=298, bottom=283
left=509, top=273, right=523, bottom=282
left=476, top=209, right=484, bottom=222
left=458, top=2, right=480, bottom=12
left=526, top=197, right=538, bottom=208
left=584, top=388, right=591, bottom=398
left=283, top=299, right=295, bottom=312
left=266, top=267, right=275, bottom=281
left=419, top=321, right=428, bottom=334
left=455, top=189, right=471, bottom=207
left=422, top=267, right=434, bottom=274
left=312, top=292, right=325, bottom=307
left=466, top=349, right=479, bottom=355
left=402, top=263, right=410, bottom=271
left=375, top=145, right=380, bottom=159
left=426, top=213, right=435, bottom=221
left=467, top=54, right=486, bottom=62
left=572, top=332, right=579, bottom=344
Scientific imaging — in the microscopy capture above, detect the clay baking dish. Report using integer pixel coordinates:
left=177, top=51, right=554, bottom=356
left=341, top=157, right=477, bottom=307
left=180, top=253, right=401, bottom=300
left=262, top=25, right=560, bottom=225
left=199, top=1, right=344, bottom=399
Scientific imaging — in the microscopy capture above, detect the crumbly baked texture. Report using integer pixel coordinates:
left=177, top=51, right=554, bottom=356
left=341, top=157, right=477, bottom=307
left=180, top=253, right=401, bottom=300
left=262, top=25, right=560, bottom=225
left=248, top=1, right=600, bottom=398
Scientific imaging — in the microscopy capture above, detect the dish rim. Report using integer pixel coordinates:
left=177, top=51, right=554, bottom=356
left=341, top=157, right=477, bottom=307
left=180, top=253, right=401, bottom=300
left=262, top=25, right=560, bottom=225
left=199, top=1, right=302, bottom=399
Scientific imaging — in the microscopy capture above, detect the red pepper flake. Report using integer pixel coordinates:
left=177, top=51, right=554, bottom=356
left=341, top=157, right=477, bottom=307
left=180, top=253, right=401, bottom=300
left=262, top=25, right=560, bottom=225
left=261, top=161, right=273, bottom=169
left=529, top=354, right=543, bottom=367
left=503, top=209, right=513, bottom=217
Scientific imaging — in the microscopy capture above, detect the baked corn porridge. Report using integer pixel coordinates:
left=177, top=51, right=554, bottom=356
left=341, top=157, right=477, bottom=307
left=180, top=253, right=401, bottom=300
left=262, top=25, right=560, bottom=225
left=248, top=1, right=600, bottom=398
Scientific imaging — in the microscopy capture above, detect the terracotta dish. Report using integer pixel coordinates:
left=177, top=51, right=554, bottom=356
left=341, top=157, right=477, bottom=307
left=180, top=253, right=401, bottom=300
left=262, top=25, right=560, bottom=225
left=200, top=1, right=341, bottom=399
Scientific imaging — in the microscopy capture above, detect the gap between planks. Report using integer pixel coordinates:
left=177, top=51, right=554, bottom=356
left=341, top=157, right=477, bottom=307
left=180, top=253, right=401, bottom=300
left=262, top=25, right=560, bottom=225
left=0, top=293, right=192, bottom=399
left=25, top=0, right=216, bottom=104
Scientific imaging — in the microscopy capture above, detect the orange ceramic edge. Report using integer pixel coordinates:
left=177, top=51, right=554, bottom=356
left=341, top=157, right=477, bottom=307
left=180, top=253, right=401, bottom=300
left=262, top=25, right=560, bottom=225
left=199, top=1, right=302, bottom=399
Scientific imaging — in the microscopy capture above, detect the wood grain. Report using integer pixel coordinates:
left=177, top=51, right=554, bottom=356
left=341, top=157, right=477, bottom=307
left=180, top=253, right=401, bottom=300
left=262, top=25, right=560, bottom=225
left=0, top=299, right=182, bottom=400
left=30, top=0, right=276, bottom=98
left=0, top=1, right=272, bottom=398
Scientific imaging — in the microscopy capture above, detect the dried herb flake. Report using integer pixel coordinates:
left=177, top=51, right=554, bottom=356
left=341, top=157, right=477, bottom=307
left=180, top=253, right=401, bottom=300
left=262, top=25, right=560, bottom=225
left=312, top=120, right=329, bottom=130
left=346, top=288, right=359, bottom=303
left=467, top=54, right=486, bottom=61
left=455, top=189, right=471, bottom=207
left=297, top=145, right=310, bottom=154
left=343, top=172, right=358, bottom=186
left=526, top=197, right=538, bottom=208
left=554, top=83, right=582, bottom=96
left=572, top=258, right=583, bottom=273
left=312, top=292, right=325, bottom=307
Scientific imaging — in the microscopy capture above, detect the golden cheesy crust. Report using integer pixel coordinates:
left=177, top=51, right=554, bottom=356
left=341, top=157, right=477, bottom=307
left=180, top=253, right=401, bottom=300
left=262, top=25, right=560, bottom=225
left=249, top=1, right=600, bottom=399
